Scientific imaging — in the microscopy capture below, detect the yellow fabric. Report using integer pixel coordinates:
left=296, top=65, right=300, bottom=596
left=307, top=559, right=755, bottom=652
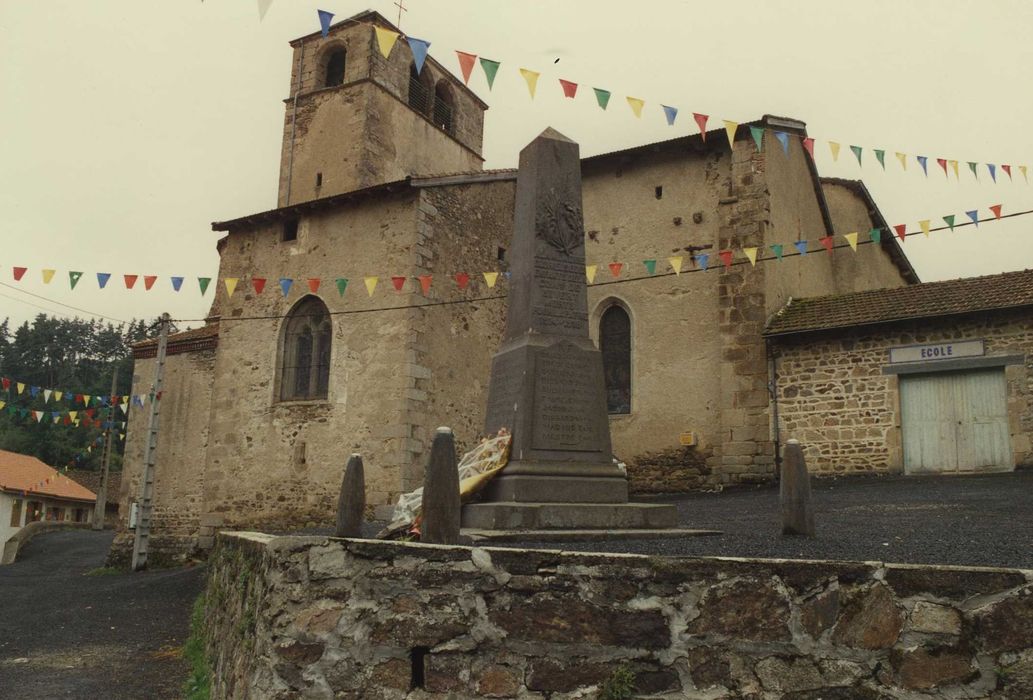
left=374, top=26, right=400, bottom=58
left=585, top=265, right=597, bottom=283
left=844, top=232, right=859, bottom=251
left=364, top=276, right=378, bottom=296
left=722, top=120, right=738, bottom=150
left=919, top=219, right=931, bottom=237
left=829, top=141, right=841, bottom=162
left=224, top=278, right=238, bottom=297
left=668, top=256, right=683, bottom=275
left=896, top=152, right=907, bottom=170
left=519, top=68, right=539, bottom=98
left=626, top=96, right=644, bottom=118
left=483, top=271, right=499, bottom=288
left=743, top=247, right=758, bottom=266
left=42, top=269, right=56, bottom=284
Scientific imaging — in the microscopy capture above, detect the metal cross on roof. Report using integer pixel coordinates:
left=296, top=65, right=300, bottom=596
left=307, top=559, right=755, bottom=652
left=394, top=0, right=408, bottom=28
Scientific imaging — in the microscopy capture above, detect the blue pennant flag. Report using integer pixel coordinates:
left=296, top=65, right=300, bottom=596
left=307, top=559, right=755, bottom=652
left=794, top=240, right=808, bottom=256
left=696, top=253, right=709, bottom=271
left=503, top=271, right=511, bottom=279
left=97, top=272, right=111, bottom=289
left=661, top=105, right=678, bottom=126
left=966, top=210, right=979, bottom=227
left=279, top=278, right=294, bottom=297
left=408, top=37, right=431, bottom=74
left=774, top=131, right=790, bottom=154
left=170, top=276, right=184, bottom=292
left=987, top=163, right=997, bottom=182
left=917, top=155, right=928, bottom=176
left=317, top=10, right=334, bottom=38
left=29, top=386, right=39, bottom=398
left=52, top=411, right=61, bottom=420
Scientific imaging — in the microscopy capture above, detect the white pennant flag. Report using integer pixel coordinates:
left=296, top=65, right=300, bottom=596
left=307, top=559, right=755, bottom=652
left=257, top=0, right=274, bottom=20
left=43, top=389, right=52, bottom=403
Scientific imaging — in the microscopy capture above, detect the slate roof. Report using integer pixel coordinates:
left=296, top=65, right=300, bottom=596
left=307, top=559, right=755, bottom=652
left=0, top=449, right=97, bottom=502
left=133, top=322, right=219, bottom=358
left=765, top=269, right=1033, bottom=337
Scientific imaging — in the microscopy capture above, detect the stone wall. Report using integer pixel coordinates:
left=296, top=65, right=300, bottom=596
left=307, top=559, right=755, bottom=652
left=771, top=308, right=1033, bottom=474
left=205, top=532, right=1033, bottom=699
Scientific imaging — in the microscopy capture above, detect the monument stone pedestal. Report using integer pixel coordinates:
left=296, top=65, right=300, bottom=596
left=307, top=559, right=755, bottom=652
left=461, top=128, right=676, bottom=532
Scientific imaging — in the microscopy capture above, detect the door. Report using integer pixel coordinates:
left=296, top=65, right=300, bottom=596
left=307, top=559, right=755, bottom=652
left=900, top=369, right=1012, bottom=474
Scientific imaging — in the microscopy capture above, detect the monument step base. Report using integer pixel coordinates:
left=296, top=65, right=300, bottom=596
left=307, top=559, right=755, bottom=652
left=482, top=474, right=628, bottom=504
left=461, top=502, right=678, bottom=531
left=463, top=527, right=721, bottom=543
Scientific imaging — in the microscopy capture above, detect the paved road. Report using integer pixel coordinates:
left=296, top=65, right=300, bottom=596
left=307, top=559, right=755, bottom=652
left=0, top=529, right=204, bottom=699
left=499, top=471, right=1033, bottom=569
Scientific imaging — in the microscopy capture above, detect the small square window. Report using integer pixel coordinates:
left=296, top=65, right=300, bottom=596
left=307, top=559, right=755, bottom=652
left=655, top=186, right=663, bottom=199
left=282, top=219, right=299, bottom=242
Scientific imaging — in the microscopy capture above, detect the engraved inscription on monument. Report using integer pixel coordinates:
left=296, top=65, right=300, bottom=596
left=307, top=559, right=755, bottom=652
left=530, top=257, right=588, bottom=336
left=485, top=351, right=525, bottom=434
left=532, top=344, right=604, bottom=452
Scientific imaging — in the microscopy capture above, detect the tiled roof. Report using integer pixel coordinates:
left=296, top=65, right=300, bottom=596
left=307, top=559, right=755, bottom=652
left=64, top=468, right=121, bottom=496
left=133, top=322, right=219, bottom=358
left=0, top=449, right=97, bottom=502
left=765, top=269, right=1033, bottom=336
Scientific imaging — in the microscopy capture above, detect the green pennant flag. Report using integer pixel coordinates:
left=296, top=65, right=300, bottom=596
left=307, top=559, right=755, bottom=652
left=869, top=228, right=882, bottom=244
left=749, top=126, right=764, bottom=152
left=850, top=145, right=863, bottom=165
left=198, top=277, right=212, bottom=295
left=69, top=271, right=83, bottom=289
left=770, top=243, right=783, bottom=260
left=335, top=278, right=349, bottom=296
left=968, top=161, right=978, bottom=178
left=642, top=259, right=656, bottom=275
left=943, top=214, right=955, bottom=231
left=593, top=88, right=611, bottom=109
left=874, top=149, right=886, bottom=169
left=478, top=58, right=500, bottom=90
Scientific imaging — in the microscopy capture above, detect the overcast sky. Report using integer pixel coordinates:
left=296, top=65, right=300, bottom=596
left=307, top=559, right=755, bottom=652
left=2, top=0, right=1031, bottom=329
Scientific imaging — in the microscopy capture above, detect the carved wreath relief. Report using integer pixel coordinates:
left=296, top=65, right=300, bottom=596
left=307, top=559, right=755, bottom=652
left=537, top=199, right=585, bottom=256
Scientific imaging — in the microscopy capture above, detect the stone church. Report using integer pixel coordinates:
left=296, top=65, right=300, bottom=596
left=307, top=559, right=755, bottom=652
left=110, top=10, right=919, bottom=564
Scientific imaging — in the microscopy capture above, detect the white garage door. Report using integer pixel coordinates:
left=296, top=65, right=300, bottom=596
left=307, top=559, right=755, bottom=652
left=900, top=369, right=1012, bottom=474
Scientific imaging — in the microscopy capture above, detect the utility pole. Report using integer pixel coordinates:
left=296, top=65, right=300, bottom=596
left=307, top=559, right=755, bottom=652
left=92, top=367, right=118, bottom=530
left=131, top=313, right=170, bottom=571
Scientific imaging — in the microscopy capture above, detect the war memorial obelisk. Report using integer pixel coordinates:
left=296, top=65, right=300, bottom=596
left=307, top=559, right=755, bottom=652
left=462, top=128, right=676, bottom=531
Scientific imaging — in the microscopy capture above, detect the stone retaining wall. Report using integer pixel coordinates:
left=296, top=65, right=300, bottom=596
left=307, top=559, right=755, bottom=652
left=205, top=533, right=1033, bottom=698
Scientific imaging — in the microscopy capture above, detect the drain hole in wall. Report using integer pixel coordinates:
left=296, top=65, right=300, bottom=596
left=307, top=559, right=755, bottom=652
left=410, top=646, right=429, bottom=689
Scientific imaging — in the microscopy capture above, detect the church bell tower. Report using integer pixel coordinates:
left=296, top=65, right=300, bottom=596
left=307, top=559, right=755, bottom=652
left=276, top=10, right=488, bottom=207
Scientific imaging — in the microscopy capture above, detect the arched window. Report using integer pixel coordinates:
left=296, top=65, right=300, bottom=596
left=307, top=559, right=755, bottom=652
left=323, top=49, right=346, bottom=88
left=432, top=80, right=454, bottom=135
left=600, top=305, right=631, bottom=414
left=408, top=63, right=432, bottom=115
left=280, top=297, right=332, bottom=401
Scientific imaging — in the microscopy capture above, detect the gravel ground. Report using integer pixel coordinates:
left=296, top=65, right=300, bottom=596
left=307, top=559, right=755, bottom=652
left=491, top=471, right=1033, bottom=569
left=0, top=529, right=204, bottom=700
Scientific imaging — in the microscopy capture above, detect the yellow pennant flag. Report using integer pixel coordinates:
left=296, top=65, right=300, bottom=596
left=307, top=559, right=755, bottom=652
left=668, top=256, right=683, bottom=275
left=17, top=383, right=25, bottom=394
left=373, top=26, right=400, bottom=58
left=722, top=120, right=738, bottom=150
left=224, top=277, right=239, bottom=297
left=919, top=219, right=931, bottom=237
left=895, top=152, right=907, bottom=170
left=519, top=68, right=540, bottom=98
left=829, top=141, right=841, bottom=162
left=364, top=276, right=378, bottom=296
left=949, top=160, right=959, bottom=179
left=42, top=269, right=56, bottom=284
left=626, top=96, right=645, bottom=118
left=0, top=401, right=4, bottom=411
left=743, top=247, right=758, bottom=266
left=585, top=265, right=597, bottom=283
left=1020, top=165, right=1028, bottom=182
left=844, top=232, right=859, bottom=251
left=54, top=391, right=62, bottom=402
left=483, top=271, right=499, bottom=288
left=69, top=411, right=77, bottom=421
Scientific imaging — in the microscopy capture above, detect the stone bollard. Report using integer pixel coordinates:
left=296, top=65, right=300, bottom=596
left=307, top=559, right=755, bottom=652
left=335, top=453, right=365, bottom=538
left=421, top=427, right=461, bottom=545
left=780, top=439, right=815, bottom=537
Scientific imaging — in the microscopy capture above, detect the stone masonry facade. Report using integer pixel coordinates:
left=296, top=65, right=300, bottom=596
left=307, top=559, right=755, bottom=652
left=205, top=532, right=1033, bottom=699
left=771, top=308, right=1033, bottom=474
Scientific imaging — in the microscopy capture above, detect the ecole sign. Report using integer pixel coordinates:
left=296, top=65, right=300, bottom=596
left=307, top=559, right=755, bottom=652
left=888, top=339, right=985, bottom=364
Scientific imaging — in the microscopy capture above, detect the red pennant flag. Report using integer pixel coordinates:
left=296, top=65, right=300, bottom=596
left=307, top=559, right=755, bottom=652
left=1, top=378, right=9, bottom=390
left=718, top=250, right=734, bottom=269
left=455, top=51, right=477, bottom=85
left=63, top=415, right=72, bottom=426
left=608, top=262, right=623, bottom=278
left=74, top=393, right=83, bottom=405
left=558, top=79, right=578, bottom=98
left=252, top=278, right=266, bottom=294
left=936, top=158, right=948, bottom=176
left=802, top=137, right=815, bottom=158
left=124, top=274, right=138, bottom=289
left=893, top=224, right=907, bottom=242
left=819, top=236, right=835, bottom=253
left=307, top=278, right=321, bottom=293
left=144, top=275, right=157, bottom=290
left=990, top=204, right=1003, bottom=219
left=391, top=275, right=407, bottom=291
left=418, top=275, right=432, bottom=295
left=85, top=408, right=96, bottom=418
left=693, top=113, right=709, bottom=139
left=454, top=272, right=470, bottom=290
left=1002, top=164, right=1012, bottom=180
left=12, top=267, right=27, bottom=281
